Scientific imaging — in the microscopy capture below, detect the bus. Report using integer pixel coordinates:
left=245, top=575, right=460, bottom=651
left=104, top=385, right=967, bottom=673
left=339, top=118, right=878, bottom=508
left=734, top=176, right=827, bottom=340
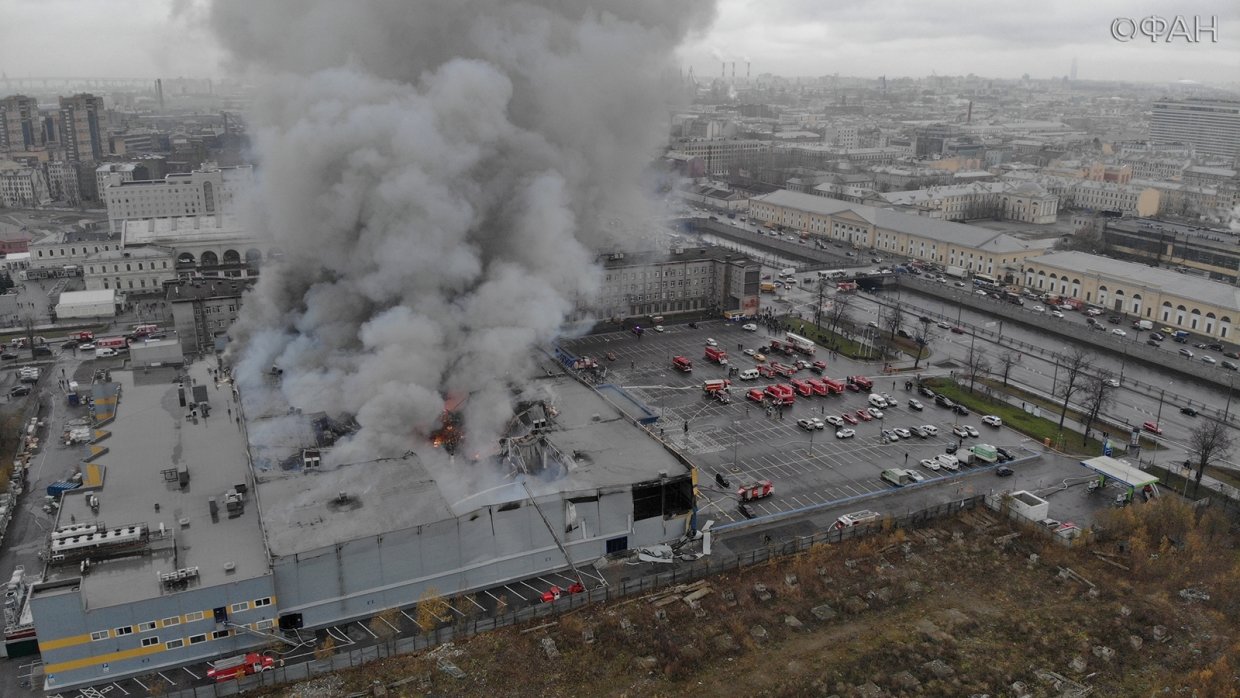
left=817, top=269, right=848, bottom=280
left=972, top=272, right=997, bottom=286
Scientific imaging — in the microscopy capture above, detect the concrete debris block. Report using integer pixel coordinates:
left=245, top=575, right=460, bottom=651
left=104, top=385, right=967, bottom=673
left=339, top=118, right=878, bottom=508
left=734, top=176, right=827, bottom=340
left=869, top=586, right=892, bottom=603
left=811, top=604, right=837, bottom=622
left=1028, top=553, right=1039, bottom=565
left=922, top=659, right=955, bottom=679
left=722, top=589, right=737, bottom=607
left=437, top=659, right=466, bottom=679
left=844, top=559, right=858, bottom=570
left=713, top=633, right=738, bottom=651
left=633, top=655, right=659, bottom=672
left=817, top=566, right=829, bottom=577
left=1119, top=605, right=1132, bottom=617
left=952, top=530, right=964, bottom=541
left=540, top=637, right=560, bottom=660
left=620, top=617, right=634, bottom=636
left=286, top=675, right=346, bottom=698
left=1009, top=680, right=1031, bottom=698
left=784, top=573, right=799, bottom=588
left=937, top=608, right=974, bottom=630
left=854, top=681, right=887, bottom=697
left=653, top=609, right=668, bottom=624
left=1091, top=645, right=1114, bottom=662
left=582, top=629, right=595, bottom=645
left=915, top=619, right=950, bottom=644
left=843, top=596, right=869, bottom=614
left=753, top=583, right=772, bottom=602
left=750, top=625, right=768, bottom=640
left=1086, top=587, right=1100, bottom=599
left=1179, top=587, right=1211, bottom=602
left=371, top=679, right=387, bottom=697
left=893, top=670, right=921, bottom=690
left=1069, top=656, right=1087, bottom=673
left=694, top=606, right=708, bottom=619
left=1152, top=625, right=1168, bottom=642
left=903, top=580, right=923, bottom=596
left=1129, top=635, right=1143, bottom=650
left=784, top=615, right=803, bottom=629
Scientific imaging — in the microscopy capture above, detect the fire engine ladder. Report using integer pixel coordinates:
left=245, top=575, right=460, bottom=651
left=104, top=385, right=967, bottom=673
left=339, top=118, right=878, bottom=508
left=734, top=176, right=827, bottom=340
left=520, top=481, right=587, bottom=590
left=223, top=621, right=299, bottom=647
left=192, top=300, right=210, bottom=353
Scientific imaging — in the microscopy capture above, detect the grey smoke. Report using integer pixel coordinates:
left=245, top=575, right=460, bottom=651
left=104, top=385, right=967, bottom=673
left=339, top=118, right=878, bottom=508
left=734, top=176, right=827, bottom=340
left=211, top=1, right=716, bottom=465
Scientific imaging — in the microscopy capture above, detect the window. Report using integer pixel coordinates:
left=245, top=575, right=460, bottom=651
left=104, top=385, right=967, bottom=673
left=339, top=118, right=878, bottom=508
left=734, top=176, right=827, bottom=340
left=253, top=597, right=272, bottom=608
left=114, top=626, right=133, bottom=636
left=188, top=634, right=206, bottom=645
left=137, top=621, right=156, bottom=632
left=160, top=616, right=180, bottom=628
left=165, top=639, right=184, bottom=650
left=230, top=601, right=249, bottom=613
left=211, top=629, right=230, bottom=640
left=141, top=637, right=159, bottom=647
left=184, top=611, right=204, bottom=622
left=255, top=619, right=274, bottom=630
left=90, top=630, right=110, bottom=641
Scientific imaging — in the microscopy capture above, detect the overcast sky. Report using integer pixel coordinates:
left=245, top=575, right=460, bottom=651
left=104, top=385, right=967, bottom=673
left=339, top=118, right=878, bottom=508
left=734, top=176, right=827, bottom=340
left=1, top=0, right=1237, bottom=86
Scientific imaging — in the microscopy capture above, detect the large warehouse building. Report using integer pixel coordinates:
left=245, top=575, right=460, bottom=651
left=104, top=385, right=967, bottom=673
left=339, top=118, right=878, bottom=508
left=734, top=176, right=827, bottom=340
left=30, top=355, right=693, bottom=690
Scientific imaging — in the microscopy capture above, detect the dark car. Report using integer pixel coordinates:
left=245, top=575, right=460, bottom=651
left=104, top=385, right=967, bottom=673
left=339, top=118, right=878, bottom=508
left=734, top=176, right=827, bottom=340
left=995, top=466, right=1014, bottom=477
left=62, top=340, right=78, bottom=349
left=1180, top=406, right=1198, bottom=416
left=9, top=385, right=30, bottom=397
left=1173, top=336, right=1188, bottom=344
left=952, top=404, right=970, bottom=416
left=1207, top=343, right=1224, bottom=352
left=995, top=446, right=1015, bottom=462
left=1225, top=351, right=1240, bottom=360
left=1149, top=332, right=1164, bottom=341
left=945, top=443, right=959, bottom=455
left=0, top=352, right=15, bottom=360
left=32, top=346, right=52, bottom=357
left=1107, top=316, right=1121, bottom=324
left=1223, top=360, right=1239, bottom=372
left=738, top=503, right=755, bottom=519
left=935, top=395, right=955, bottom=409
left=919, top=315, right=931, bottom=323
left=919, top=385, right=936, bottom=398
left=1146, top=339, right=1160, bottom=347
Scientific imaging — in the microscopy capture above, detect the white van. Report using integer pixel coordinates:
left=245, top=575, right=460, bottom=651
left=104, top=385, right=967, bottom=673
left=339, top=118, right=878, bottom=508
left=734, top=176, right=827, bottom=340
left=833, top=510, right=882, bottom=530
left=95, top=347, right=117, bottom=359
left=867, top=393, right=888, bottom=409
left=738, top=368, right=760, bottom=381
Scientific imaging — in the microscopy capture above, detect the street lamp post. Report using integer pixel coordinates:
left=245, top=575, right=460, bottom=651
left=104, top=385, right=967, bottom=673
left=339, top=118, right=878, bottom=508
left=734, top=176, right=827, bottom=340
left=1155, top=388, right=1166, bottom=426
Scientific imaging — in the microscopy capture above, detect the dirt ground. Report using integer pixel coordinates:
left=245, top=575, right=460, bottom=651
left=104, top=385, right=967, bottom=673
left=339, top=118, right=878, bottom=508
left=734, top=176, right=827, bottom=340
left=263, top=498, right=1240, bottom=698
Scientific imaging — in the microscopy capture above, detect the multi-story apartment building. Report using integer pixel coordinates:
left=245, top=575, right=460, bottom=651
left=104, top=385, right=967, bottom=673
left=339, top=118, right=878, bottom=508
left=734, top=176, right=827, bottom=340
left=104, top=165, right=252, bottom=232
left=1149, top=99, right=1240, bottom=162
left=876, top=181, right=1058, bottom=224
left=29, top=230, right=121, bottom=271
left=58, top=94, right=109, bottom=163
left=46, top=161, right=82, bottom=205
left=166, top=277, right=254, bottom=354
left=0, top=161, right=51, bottom=208
left=0, top=95, right=41, bottom=154
left=668, top=139, right=769, bottom=176
left=1101, top=218, right=1240, bottom=283
left=83, top=246, right=177, bottom=295
left=588, top=247, right=761, bottom=321
left=749, top=190, right=1051, bottom=283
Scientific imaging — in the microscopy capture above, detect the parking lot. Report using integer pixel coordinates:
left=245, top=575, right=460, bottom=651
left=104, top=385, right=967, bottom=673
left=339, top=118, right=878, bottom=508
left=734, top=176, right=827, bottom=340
left=561, top=319, right=1037, bottom=527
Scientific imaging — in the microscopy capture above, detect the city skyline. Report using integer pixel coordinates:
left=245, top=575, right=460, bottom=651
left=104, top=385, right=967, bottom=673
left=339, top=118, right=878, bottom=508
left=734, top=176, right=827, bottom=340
left=1, top=0, right=1237, bottom=88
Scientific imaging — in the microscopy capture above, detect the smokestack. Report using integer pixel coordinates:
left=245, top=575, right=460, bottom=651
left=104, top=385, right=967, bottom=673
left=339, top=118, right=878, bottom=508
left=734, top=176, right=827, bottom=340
left=747, top=62, right=750, bottom=78
left=731, top=62, right=735, bottom=79
left=155, top=78, right=164, bottom=110
left=721, top=61, right=725, bottom=78
left=967, top=100, right=972, bottom=124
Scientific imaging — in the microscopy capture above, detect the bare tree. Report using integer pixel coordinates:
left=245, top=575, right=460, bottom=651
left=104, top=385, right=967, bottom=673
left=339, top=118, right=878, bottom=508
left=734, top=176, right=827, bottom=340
left=911, top=316, right=935, bottom=370
left=1055, top=347, right=1094, bottom=431
left=963, top=343, right=990, bottom=393
left=1079, top=371, right=1116, bottom=445
left=825, top=292, right=853, bottom=338
left=995, top=351, right=1018, bottom=387
left=880, top=299, right=904, bottom=340
left=1186, top=419, right=1234, bottom=498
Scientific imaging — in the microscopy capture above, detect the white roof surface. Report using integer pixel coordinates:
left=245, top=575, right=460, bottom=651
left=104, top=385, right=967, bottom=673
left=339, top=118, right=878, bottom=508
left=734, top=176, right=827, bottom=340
left=57, top=289, right=115, bottom=305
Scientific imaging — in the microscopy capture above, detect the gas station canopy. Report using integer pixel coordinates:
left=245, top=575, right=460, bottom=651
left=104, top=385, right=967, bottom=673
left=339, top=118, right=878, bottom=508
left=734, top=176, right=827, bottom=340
left=1080, top=456, right=1160, bottom=488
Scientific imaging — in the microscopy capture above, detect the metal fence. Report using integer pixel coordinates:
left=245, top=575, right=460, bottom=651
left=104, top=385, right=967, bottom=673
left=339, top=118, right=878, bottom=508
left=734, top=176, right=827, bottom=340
left=148, top=496, right=983, bottom=698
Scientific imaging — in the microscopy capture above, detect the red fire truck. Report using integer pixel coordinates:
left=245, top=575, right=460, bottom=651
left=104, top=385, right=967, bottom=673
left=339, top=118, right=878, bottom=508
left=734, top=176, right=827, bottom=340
left=811, top=360, right=827, bottom=374
left=783, top=332, right=816, bottom=355
left=746, top=388, right=765, bottom=403
left=737, top=480, right=774, bottom=501
left=764, top=384, right=795, bottom=405
left=820, top=378, right=846, bottom=394
left=702, top=379, right=731, bottom=394
left=789, top=379, right=814, bottom=397
left=805, top=378, right=830, bottom=396
left=848, top=375, right=873, bottom=391
left=703, top=346, right=729, bottom=365
left=769, top=362, right=796, bottom=378
left=672, top=356, right=693, bottom=372
left=207, top=653, right=280, bottom=682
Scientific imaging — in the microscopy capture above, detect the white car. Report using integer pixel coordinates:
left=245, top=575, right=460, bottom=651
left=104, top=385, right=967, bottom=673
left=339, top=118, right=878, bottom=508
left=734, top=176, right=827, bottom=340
left=79, top=343, right=97, bottom=351
left=867, top=407, right=884, bottom=419
left=704, top=338, right=717, bottom=346
left=738, top=369, right=760, bottom=380
left=742, top=323, right=757, bottom=332
left=1104, top=378, right=1120, bottom=388
left=835, top=428, right=856, bottom=439
left=1050, top=310, right=1065, bottom=319
left=904, top=469, right=925, bottom=483
left=810, top=417, right=826, bottom=430
left=964, top=425, right=980, bottom=438
left=654, top=325, right=664, bottom=332
left=981, top=415, right=1002, bottom=427
left=1031, top=305, right=1045, bottom=313
left=1202, top=355, right=1217, bottom=364
left=892, top=427, right=911, bottom=439
left=797, top=418, right=816, bottom=431
left=936, top=454, right=960, bottom=471
left=952, top=425, right=969, bottom=438
left=921, top=424, right=939, bottom=436
left=825, top=415, right=845, bottom=427
left=743, top=348, right=756, bottom=356
left=1111, top=328, right=1126, bottom=337
left=920, top=458, right=941, bottom=471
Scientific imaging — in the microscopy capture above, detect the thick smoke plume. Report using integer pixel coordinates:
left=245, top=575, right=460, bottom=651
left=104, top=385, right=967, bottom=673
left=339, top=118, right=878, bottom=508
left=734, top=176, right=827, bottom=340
left=211, top=1, right=714, bottom=466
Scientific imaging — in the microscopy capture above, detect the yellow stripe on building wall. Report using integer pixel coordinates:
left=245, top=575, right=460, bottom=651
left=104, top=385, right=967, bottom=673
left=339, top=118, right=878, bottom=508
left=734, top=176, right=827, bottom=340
left=38, top=632, right=94, bottom=652
left=44, top=643, right=164, bottom=673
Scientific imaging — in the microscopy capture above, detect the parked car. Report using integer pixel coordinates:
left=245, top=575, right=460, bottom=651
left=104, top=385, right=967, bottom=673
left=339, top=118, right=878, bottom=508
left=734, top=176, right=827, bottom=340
left=835, top=428, right=856, bottom=439
left=1050, top=310, right=1065, bottom=319
left=952, top=425, right=969, bottom=438
left=704, top=337, right=717, bottom=346
left=995, top=446, right=1015, bottom=462
left=920, top=458, right=941, bottom=471
left=909, top=426, right=928, bottom=438
left=0, top=352, right=15, bottom=360
left=1223, top=360, right=1239, bottom=371
left=995, top=466, right=1014, bottom=477
left=934, top=395, right=955, bottom=409
left=1104, top=378, right=1120, bottom=388
left=1201, top=355, right=1217, bottom=364
left=1031, top=305, right=1045, bottom=313
left=855, top=409, right=873, bottom=422
left=8, top=385, right=31, bottom=397
left=918, top=385, right=936, bottom=398
left=952, top=404, right=969, bottom=416
left=867, top=407, right=884, bottom=419
left=797, top=418, right=817, bottom=431
left=904, top=469, right=925, bottom=483
left=892, top=427, right=911, bottom=439
left=825, top=415, right=845, bottom=427
left=1107, top=316, right=1121, bottom=324
left=1142, top=421, right=1162, bottom=435
left=79, top=343, right=96, bottom=351
left=810, top=417, right=826, bottom=430
left=841, top=413, right=858, bottom=425
left=936, top=454, right=960, bottom=471
left=964, top=425, right=980, bottom=438
left=1150, top=332, right=1164, bottom=341
left=1146, top=339, right=1160, bottom=347
left=1111, top=328, right=1126, bottom=337
left=1180, top=406, right=1198, bottom=416
left=921, top=424, right=939, bottom=436
left=1179, top=348, right=1194, bottom=358
left=908, top=399, right=924, bottom=411
left=742, top=323, right=757, bottom=332
left=981, top=415, right=1002, bottom=427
